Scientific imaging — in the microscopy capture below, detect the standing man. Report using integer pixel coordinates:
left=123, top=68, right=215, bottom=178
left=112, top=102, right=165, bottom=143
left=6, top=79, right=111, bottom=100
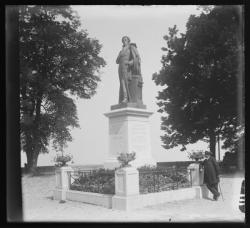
left=201, top=151, right=221, bottom=201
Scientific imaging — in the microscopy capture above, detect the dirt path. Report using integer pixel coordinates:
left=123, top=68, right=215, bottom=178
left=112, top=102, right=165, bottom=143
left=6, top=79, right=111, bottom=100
left=22, top=173, right=245, bottom=222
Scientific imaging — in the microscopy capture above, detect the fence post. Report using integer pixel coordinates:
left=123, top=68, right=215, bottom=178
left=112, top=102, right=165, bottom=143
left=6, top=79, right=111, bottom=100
left=153, top=172, right=155, bottom=192
left=187, top=163, right=204, bottom=199
left=190, top=169, right=193, bottom=187
left=112, top=166, right=141, bottom=210
left=187, top=163, right=204, bottom=186
left=53, top=166, right=74, bottom=201
left=158, top=173, right=160, bottom=192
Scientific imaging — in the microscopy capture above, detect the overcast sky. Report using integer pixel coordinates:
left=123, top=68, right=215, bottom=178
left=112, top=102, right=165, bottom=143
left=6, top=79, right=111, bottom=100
left=21, top=5, right=226, bottom=167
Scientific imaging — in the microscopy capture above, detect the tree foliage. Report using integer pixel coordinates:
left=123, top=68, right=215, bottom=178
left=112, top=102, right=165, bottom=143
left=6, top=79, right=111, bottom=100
left=19, top=5, right=106, bottom=172
left=153, top=6, right=244, bottom=156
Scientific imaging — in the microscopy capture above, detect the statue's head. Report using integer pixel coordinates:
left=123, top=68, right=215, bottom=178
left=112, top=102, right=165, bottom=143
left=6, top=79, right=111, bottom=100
left=122, top=36, right=130, bottom=46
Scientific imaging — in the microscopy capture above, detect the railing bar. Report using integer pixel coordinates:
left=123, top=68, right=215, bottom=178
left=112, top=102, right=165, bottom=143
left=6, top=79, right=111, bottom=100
left=153, top=173, right=155, bottom=192
left=158, top=173, right=160, bottom=192
left=69, top=172, right=72, bottom=189
left=176, top=169, right=178, bottom=189
left=190, top=169, right=192, bottom=187
left=138, top=166, right=193, bottom=194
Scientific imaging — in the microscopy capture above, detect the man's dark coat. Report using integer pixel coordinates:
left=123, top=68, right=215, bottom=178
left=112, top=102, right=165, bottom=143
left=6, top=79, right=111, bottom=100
left=202, top=156, right=220, bottom=185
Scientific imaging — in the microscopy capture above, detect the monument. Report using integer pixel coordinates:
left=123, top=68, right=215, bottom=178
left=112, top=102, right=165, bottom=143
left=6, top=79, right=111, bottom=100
left=104, top=36, right=156, bottom=169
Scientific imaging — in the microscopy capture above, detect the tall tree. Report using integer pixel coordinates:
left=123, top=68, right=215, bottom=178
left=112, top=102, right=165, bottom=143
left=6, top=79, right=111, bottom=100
left=19, top=5, right=106, bottom=173
left=153, top=6, right=244, bottom=158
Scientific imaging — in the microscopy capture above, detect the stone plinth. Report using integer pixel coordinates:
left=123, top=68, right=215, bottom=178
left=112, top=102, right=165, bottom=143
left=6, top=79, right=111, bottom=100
left=111, top=102, right=146, bottom=110
left=115, top=167, right=139, bottom=196
left=187, top=163, right=204, bottom=186
left=103, top=107, right=156, bottom=169
left=54, top=166, right=73, bottom=201
left=112, top=167, right=142, bottom=210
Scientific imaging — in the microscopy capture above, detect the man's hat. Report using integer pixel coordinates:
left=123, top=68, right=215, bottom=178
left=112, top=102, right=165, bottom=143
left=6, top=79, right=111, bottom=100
left=205, top=151, right=212, bottom=156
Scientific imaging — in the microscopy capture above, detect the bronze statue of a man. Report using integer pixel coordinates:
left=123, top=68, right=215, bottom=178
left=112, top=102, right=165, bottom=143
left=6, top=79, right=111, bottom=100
left=116, top=36, right=143, bottom=105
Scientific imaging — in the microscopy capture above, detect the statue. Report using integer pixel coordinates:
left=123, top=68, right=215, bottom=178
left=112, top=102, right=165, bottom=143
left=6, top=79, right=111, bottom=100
left=115, top=36, right=145, bottom=108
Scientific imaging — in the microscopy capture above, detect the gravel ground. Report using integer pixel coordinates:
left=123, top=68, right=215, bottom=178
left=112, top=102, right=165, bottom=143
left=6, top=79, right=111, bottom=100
left=22, top=172, right=245, bottom=222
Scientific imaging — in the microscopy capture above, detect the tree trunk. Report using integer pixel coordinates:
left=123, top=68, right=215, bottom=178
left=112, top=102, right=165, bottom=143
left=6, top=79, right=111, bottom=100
left=209, top=130, right=216, bottom=158
left=26, top=89, right=43, bottom=174
left=26, top=150, right=39, bottom=174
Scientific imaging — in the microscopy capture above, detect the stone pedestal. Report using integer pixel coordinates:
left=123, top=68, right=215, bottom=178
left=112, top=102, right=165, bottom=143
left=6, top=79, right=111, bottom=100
left=53, top=166, right=73, bottom=201
left=103, top=107, right=156, bottom=169
left=115, top=167, right=139, bottom=196
left=187, top=163, right=204, bottom=186
left=112, top=167, right=142, bottom=210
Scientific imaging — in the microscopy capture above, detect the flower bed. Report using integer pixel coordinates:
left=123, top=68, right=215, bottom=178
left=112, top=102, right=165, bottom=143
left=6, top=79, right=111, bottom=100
left=138, top=165, right=191, bottom=194
left=70, top=169, right=115, bottom=194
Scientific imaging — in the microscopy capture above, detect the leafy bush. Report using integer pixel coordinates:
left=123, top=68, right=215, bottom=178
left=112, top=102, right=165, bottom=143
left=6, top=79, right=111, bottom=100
left=70, top=168, right=115, bottom=194
left=188, top=150, right=205, bottom=162
left=138, top=165, right=163, bottom=171
left=138, top=166, right=191, bottom=194
left=117, top=152, right=136, bottom=168
left=54, top=153, right=73, bottom=167
left=222, top=151, right=237, bottom=171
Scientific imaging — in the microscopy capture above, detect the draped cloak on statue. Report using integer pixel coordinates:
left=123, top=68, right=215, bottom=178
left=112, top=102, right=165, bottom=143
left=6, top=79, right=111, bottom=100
left=116, top=43, right=143, bottom=104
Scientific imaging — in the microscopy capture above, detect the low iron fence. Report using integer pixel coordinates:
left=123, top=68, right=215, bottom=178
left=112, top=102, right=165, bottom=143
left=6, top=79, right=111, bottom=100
left=69, top=169, right=115, bottom=195
left=68, top=166, right=192, bottom=195
left=138, top=167, right=192, bottom=194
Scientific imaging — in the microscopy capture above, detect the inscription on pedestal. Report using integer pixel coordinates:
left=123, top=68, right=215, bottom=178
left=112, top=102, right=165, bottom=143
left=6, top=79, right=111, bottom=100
left=109, top=123, right=121, bottom=134
left=117, top=174, right=124, bottom=194
left=109, top=122, right=125, bottom=156
left=127, top=173, right=138, bottom=192
left=104, top=108, right=155, bottom=168
left=131, top=123, right=147, bottom=155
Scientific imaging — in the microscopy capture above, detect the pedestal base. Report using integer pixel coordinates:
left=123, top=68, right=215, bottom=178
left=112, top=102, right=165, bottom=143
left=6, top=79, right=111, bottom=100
left=103, top=107, right=156, bottom=169
left=111, top=102, right=146, bottom=110
left=54, top=166, right=73, bottom=201
left=187, top=163, right=204, bottom=186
